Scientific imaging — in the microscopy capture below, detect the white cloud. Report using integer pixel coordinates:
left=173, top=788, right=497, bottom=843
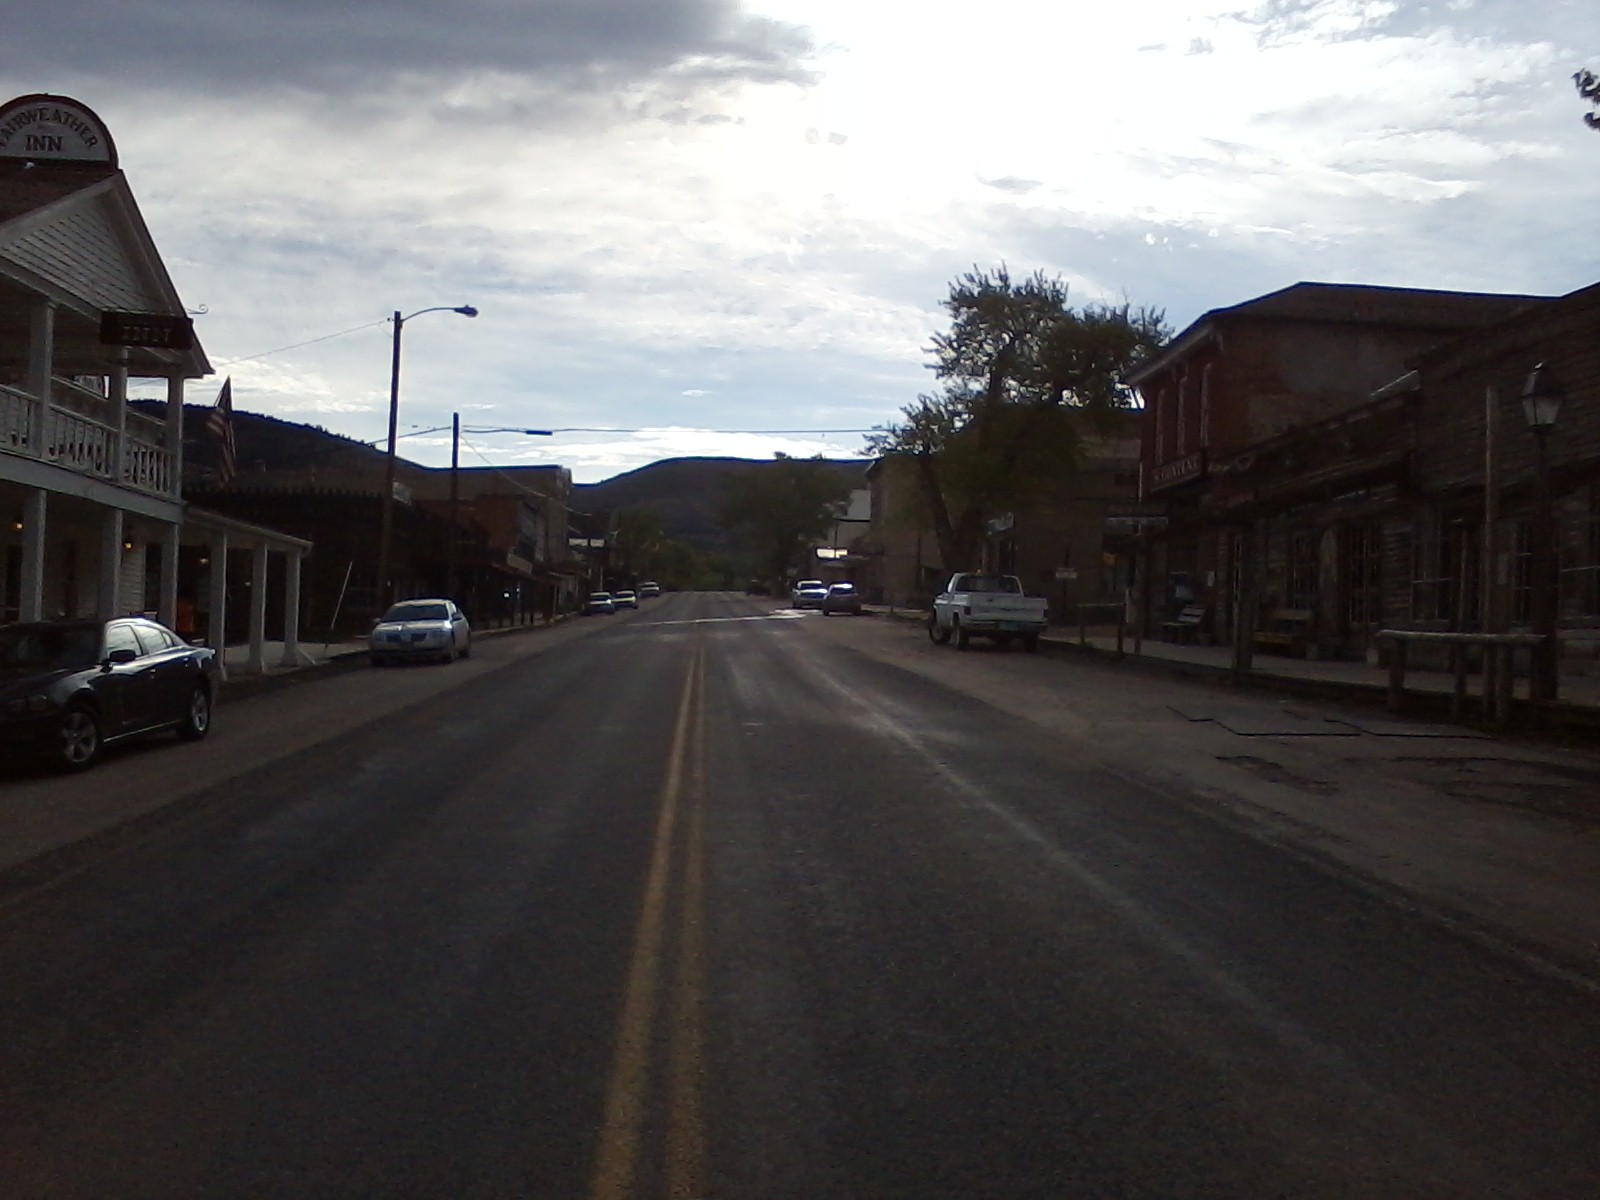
left=13, top=0, right=1600, bottom=482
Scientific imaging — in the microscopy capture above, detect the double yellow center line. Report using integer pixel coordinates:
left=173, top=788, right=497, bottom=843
left=590, top=643, right=709, bottom=1200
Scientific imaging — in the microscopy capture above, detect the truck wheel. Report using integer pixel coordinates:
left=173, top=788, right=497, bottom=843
left=1023, top=634, right=1040, bottom=653
left=995, top=634, right=1013, bottom=650
left=955, top=622, right=970, bottom=650
left=928, top=615, right=951, bottom=645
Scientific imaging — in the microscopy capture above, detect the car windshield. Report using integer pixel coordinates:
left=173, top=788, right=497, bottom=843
left=954, top=575, right=1021, bottom=594
left=0, top=625, right=101, bottom=671
left=829, top=583, right=854, bottom=593
left=591, top=593, right=611, bottom=601
left=383, top=602, right=448, bottom=622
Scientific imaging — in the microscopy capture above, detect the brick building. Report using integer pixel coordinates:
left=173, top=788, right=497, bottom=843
left=1127, top=281, right=1550, bottom=652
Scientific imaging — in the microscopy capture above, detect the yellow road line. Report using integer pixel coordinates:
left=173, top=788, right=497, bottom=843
left=589, top=643, right=705, bottom=1200
left=666, top=650, right=708, bottom=1198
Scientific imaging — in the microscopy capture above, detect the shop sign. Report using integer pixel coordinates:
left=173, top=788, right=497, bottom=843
left=1150, top=450, right=1206, bottom=492
left=0, top=94, right=117, bottom=165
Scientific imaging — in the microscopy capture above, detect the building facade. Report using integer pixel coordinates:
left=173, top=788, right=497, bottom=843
left=1128, top=281, right=1551, bottom=653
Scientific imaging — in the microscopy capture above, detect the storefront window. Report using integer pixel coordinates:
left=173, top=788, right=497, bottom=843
left=1410, top=516, right=1456, bottom=623
left=1344, top=522, right=1382, bottom=626
left=1559, top=485, right=1600, bottom=620
left=1287, top=530, right=1318, bottom=609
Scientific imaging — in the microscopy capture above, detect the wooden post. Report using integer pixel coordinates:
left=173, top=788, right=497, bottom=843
left=1386, top=637, right=1407, bottom=713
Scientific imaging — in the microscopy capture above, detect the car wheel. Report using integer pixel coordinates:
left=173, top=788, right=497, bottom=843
left=460, top=638, right=471, bottom=660
left=176, top=684, right=212, bottom=741
left=370, top=654, right=385, bottom=667
left=928, top=615, right=951, bottom=645
left=955, top=621, right=970, bottom=650
left=56, top=703, right=102, bottom=771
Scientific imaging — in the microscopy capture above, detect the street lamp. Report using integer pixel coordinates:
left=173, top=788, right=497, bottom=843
left=375, top=305, right=477, bottom=609
left=1519, top=360, right=1566, bottom=701
left=446, top=414, right=553, bottom=598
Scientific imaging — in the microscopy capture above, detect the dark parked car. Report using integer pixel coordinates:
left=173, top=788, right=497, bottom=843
left=0, top=617, right=220, bottom=770
left=820, top=581, right=863, bottom=615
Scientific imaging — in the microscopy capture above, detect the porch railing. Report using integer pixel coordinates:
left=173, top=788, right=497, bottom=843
left=0, top=381, right=176, bottom=499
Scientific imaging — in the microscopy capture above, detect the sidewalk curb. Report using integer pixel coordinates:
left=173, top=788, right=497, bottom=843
left=217, top=619, right=561, bottom=705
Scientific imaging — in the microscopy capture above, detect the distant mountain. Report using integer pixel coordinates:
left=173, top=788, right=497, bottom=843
left=575, top=456, right=873, bottom=559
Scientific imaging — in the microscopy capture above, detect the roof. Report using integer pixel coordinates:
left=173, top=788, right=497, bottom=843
left=1126, top=281, right=1554, bottom=385
left=0, top=159, right=116, bottom=225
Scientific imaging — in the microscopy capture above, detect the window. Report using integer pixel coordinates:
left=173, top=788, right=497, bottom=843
left=1410, top=516, right=1456, bottom=623
left=1510, top=518, right=1533, bottom=625
left=1286, top=530, right=1318, bottom=609
left=1176, top=372, right=1188, bottom=458
left=132, top=623, right=176, bottom=655
left=104, top=623, right=143, bottom=659
left=1559, top=485, right=1600, bottom=620
left=1200, top=365, right=1213, bottom=448
left=1343, top=522, right=1382, bottom=626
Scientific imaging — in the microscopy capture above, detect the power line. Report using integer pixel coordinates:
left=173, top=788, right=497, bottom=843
left=215, top=318, right=390, bottom=367
left=543, top=426, right=880, bottom=435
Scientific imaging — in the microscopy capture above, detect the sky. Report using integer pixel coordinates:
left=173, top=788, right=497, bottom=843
left=5, top=0, right=1598, bottom=482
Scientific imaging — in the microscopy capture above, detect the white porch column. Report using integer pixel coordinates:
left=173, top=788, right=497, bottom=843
left=159, top=522, right=180, bottom=629
left=207, top=533, right=229, bottom=680
left=18, top=489, right=47, bottom=622
left=247, top=541, right=269, bottom=673
left=165, top=375, right=185, bottom=497
left=99, top=508, right=125, bottom=618
left=109, top=348, right=128, bottom=485
left=279, top=551, right=305, bottom=667
left=26, top=301, right=54, bottom=451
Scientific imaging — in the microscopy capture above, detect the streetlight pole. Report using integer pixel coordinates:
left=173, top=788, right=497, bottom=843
left=1519, top=361, right=1565, bottom=703
left=374, top=304, right=477, bottom=610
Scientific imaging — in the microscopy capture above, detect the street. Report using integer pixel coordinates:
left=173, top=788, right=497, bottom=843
left=3, top=592, right=1600, bottom=1198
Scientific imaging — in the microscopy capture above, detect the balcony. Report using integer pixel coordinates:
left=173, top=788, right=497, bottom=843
left=0, top=377, right=175, bottom=499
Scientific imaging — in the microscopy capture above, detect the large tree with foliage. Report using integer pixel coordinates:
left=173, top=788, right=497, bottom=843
left=866, top=265, right=1167, bottom=574
left=1577, top=69, right=1600, bottom=130
left=719, top=454, right=852, bottom=590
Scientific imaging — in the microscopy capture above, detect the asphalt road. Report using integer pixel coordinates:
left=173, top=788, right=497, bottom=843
left=2, top=592, right=1598, bottom=1198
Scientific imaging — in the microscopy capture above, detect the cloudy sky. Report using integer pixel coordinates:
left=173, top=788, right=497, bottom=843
left=6, top=0, right=1598, bottom=481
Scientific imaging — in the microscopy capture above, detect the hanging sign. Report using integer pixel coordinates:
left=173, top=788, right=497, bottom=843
left=100, top=311, right=194, bottom=350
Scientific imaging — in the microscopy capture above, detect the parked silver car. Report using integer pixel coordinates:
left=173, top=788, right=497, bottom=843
left=791, top=579, right=829, bottom=609
left=369, top=599, right=472, bottom=665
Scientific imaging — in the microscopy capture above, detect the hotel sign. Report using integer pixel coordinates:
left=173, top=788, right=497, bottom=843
left=0, top=94, right=117, bottom=166
left=1149, top=450, right=1206, bottom=493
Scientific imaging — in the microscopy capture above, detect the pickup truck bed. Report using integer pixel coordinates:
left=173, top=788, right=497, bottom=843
left=929, top=573, right=1050, bottom=652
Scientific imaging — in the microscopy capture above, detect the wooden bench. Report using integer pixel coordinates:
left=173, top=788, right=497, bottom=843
left=1160, top=604, right=1207, bottom=643
left=1254, top=608, right=1314, bottom=657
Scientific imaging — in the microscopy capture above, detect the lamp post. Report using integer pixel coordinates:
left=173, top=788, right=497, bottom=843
left=1519, top=361, right=1565, bottom=702
left=445, top=415, right=553, bottom=598
left=374, top=305, right=477, bottom=610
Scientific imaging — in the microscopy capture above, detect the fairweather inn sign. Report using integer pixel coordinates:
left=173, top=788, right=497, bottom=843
left=0, top=94, right=117, bottom=166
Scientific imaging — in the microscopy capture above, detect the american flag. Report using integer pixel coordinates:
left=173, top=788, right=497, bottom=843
left=205, top=377, right=236, bottom=486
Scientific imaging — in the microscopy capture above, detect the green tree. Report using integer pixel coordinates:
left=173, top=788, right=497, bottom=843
left=1577, top=69, right=1600, bottom=131
left=867, top=265, right=1166, bottom=574
left=610, top=506, right=667, bottom=581
left=718, top=454, right=852, bottom=591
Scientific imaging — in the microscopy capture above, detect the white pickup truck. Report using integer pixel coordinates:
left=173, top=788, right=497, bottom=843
left=928, top=573, right=1050, bottom=652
